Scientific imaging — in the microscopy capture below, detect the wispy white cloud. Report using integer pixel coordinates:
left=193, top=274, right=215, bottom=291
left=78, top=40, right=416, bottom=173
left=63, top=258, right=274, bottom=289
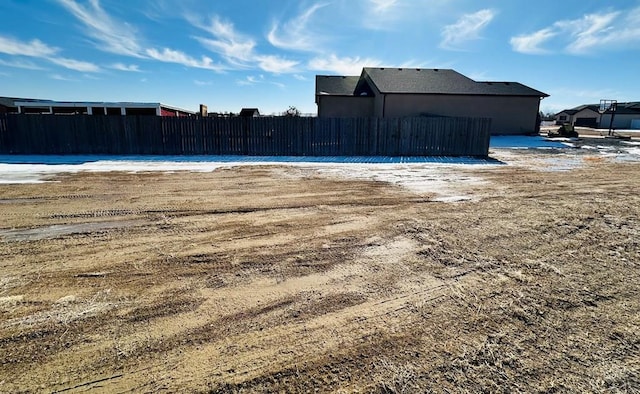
left=110, top=63, right=141, bottom=72
left=50, top=73, right=76, bottom=81
left=236, top=74, right=286, bottom=89
left=267, top=3, right=327, bottom=52
left=308, top=54, right=382, bottom=75
left=0, top=36, right=59, bottom=57
left=465, top=71, right=492, bottom=81
left=397, top=59, right=442, bottom=69
left=255, top=55, right=298, bottom=74
left=194, top=80, right=213, bottom=86
left=82, top=73, right=101, bottom=80
left=189, top=14, right=298, bottom=73
left=58, top=0, right=230, bottom=72
left=369, top=0, right=399, bottom=14
left=56, top=0, right=143, bottom=57
left=49, top=57, right=100, bottom=72
left=440, top=9, right=495, bottom=50
left=0, top=58, right=46, bottom=70
left=145, top=48, right=226, bottom=71
left=293, top=74, right=307, bottom=81
left=0, top=34, right=99, bottom=72
left=564, top=11, right=620, bottom=54
left=192, top=15, right=256, bottom=65
left=360, top=0, right=452, bottom=31
left=510, top=28, right=557, bottom=54
left=237, top=75, right=259, bottom=86
left=360, top=0, right=406, bottom=30
left=511, top=7, right=640, bottom=55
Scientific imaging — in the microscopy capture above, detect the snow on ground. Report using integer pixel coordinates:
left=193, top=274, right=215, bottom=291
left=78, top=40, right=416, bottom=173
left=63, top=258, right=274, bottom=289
left=0, top=136, right=638, bottom=202
left=0, top=157, right=496, bottom=202
left=303, top=163, right=491, bottom=201
left=490, top=135, right=640, bottom=170
left=489, top=135, right=568, bottom=149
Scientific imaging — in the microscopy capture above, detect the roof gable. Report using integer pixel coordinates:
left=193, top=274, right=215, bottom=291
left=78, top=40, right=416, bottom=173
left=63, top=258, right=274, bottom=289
left=363, top=68, right=478, bottom=95
left=315, top=68, right=549, bottom=98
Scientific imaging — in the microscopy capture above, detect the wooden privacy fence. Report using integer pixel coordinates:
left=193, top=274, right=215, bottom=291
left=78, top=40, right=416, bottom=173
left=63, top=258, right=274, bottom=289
left=0, top=114, right=491, bottom=157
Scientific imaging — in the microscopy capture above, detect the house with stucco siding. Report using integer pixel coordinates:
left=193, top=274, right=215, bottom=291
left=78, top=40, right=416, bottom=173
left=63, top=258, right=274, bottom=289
left=316, top=67, right=549, bottom=135
left=554, top=105, right=600, bottom=127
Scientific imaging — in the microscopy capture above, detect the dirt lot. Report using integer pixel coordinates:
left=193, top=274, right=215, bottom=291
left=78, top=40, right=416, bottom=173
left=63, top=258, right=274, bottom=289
left=1, top=146, right=639, bottom=392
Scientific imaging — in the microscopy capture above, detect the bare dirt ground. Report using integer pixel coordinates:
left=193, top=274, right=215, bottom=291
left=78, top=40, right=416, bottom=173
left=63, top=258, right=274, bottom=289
left=1, top=147, right=639, bottom=392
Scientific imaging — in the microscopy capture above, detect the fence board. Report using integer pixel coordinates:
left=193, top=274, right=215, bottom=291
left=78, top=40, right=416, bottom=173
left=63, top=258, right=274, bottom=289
left=0, top=114, right=491, bottom=157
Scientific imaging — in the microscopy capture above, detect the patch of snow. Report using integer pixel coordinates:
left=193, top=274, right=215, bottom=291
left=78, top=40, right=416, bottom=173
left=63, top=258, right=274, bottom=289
left=431, top=196, right=472, bottom=202
left=0, top=155, right=500, bottom=203
left=489, top=136, right=568, bottom=149
left=307, top=163, right=491, bottom=200
left=490, top=150, right=586, bottom=172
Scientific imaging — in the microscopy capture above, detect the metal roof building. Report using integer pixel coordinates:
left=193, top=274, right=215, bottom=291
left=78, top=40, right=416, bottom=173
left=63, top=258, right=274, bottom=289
left=0, top=97, right=194, bottom=116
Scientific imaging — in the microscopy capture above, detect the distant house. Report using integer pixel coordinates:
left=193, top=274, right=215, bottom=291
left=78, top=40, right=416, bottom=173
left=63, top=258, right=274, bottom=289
left=239, top=108, right=260, bottom=117
left=554, top=105, right=600, bottom=127
left=555, top=102, right=640, bottom=129
left=598, top=102, right=640, bottom=130
left=1, top=97, right=194, bottom=116
left=316, top=67, right=549, bottom=135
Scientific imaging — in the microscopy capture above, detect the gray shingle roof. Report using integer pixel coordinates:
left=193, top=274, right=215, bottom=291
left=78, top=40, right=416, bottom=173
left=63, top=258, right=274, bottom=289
left=362, top=68, right=548, bottom=97
left=315, top=68, right=548, bottom=98
left=315, top=76, right=360, bottom=96
left=473, top=81, right=549, bottom=97
left=558, top=102, right=640, bottom=116
left=557, top=104, right=600, bottom=115
left=609, top=102, right=640, bottom=115
left=363, top=68, right=476, bottom=94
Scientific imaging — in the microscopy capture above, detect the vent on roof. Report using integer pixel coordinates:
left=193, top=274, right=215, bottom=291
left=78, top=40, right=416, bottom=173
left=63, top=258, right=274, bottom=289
left=380, top=68, right=385, bottom=70
left=416, top=68, right=421, bottom=71
left=504, top=82, right=510, bottom=85
left=434, top=69, right=439, bottom=71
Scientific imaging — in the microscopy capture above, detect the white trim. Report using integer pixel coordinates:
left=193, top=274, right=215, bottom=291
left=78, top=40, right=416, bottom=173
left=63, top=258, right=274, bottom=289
left=13, top=100, right=195, bottom=115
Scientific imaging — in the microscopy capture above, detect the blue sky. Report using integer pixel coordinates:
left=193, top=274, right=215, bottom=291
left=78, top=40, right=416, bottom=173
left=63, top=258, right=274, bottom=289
left=0, top=0, right=639, bottom=115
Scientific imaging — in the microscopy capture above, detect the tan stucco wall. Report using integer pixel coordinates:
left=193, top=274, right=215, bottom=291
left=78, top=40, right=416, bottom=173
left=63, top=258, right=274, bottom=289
left=382, top=94, right=542, bottom=135
left=317, top=96, right=374, bottom=117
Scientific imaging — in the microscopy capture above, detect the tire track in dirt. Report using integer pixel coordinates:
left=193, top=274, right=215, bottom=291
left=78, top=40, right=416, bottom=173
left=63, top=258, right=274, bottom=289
left=3, top=162, right=639, bottom=392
